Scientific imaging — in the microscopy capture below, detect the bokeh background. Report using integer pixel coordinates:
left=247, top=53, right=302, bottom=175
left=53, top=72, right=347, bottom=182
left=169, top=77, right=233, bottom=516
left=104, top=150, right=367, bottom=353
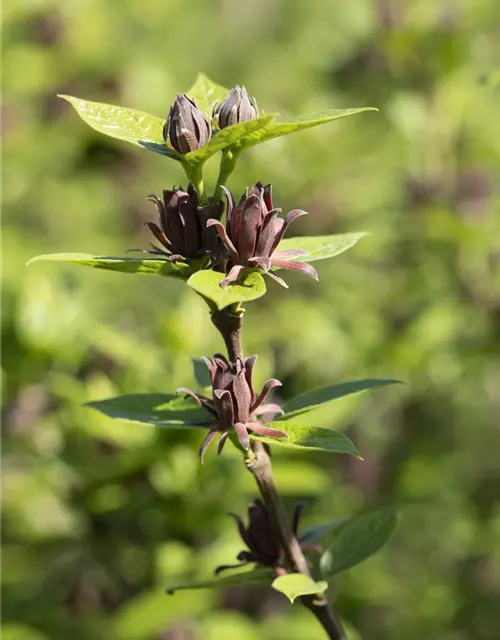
left=3, top=0, right=500, bottom=638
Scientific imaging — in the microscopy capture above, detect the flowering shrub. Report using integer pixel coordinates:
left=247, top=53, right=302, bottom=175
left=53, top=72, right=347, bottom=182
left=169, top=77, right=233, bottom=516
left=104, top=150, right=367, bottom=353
left=30, top=74, right=401, bottom=639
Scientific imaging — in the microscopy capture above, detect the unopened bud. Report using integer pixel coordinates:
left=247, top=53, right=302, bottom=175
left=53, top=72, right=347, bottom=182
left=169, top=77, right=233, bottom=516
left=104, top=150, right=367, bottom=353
left=163, top=94, right=211, bottom=155
left=213, top=86, right=259, bottom=129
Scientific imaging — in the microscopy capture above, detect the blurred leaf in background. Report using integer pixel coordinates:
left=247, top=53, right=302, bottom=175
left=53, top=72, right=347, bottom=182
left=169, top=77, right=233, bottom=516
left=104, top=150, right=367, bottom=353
left=2, top=0, right=500, bottom=639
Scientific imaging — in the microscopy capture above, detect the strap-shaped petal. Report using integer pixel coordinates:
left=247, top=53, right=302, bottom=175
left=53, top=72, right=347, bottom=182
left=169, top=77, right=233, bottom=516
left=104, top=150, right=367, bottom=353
left=214, top=388, right=235, bottom=428
left=271, top=249, right=308, bottom=259
left=145, top=222, right=172, bottom=252
left=176, top=387, right=217, bottom=416
left=199, top=427, right=218, bottom=463
left=270, top=209, right=308, bottom=254
left=221, top=264, right=244, bottom=289
left=247, top=256, right=271, bottom=272
left=247, top=422, right=288, bottom=439
left=270, top=259, right=319, bottom=281
left=234, top=421, right=250, bottom=450
left=251, top=378, right=282, bottom=413
left=252, top=403, right=284, bottom=418
left=265, top=270, right=289, bottom=289
left=206, top=219, right=240, bottom=264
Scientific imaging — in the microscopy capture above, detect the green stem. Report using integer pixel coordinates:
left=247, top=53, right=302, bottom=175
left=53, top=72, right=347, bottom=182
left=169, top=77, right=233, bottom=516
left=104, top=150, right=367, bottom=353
left=184, top=161, right=206, bottom=203
left=214, top=148, right=239, bottom=202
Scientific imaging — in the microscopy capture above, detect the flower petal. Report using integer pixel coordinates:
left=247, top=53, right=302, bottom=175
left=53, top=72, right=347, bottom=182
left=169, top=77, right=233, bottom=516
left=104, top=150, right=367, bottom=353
left=234, top=421, right=250, bottom=450
left=271, top=249, right=308, bottom=259
left=251, top=379, right=282, bottom=413
left=266, top=270, right=289, bottom=289
left=214, top=388, right=235, bottom=428
left=199, top=427, right=218, bottom=463
left=206, top=219, right=240, bottom=263
left=252, top=403, right=284, bottom=418
left=247, top=422, right=288, bottom=439
left=217, top=430, right=229, bottom=455
left=270, top=209, right=308, bottom=254
left=145, top=222, right=172, bottom=252
left=247, top=256, right=271, bottom=272
left=221, top=264, right=244, bottom=289
left=176, top=387, right=217, bottom=416
left=270, top=259, right=319, bottom=281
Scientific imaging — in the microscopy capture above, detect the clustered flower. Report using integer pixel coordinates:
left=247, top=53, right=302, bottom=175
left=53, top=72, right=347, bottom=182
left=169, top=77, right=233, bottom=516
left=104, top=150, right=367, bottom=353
left=145, top=183, right=223, bottom=261
left=208, top=182, right=318, bottom=288
left=215, top=500, right=319, bottom=576
left=178, top=354, right=287, bottom=461
left=139, top=85, right=319, bottom=288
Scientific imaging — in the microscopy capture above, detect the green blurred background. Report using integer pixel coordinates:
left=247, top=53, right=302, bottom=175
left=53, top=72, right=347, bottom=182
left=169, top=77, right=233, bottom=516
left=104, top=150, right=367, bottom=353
left=2, top=0, right=500, bottom=638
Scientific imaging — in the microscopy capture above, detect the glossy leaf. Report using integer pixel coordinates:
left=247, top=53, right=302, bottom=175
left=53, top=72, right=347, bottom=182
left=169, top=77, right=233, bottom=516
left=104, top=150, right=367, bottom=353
left=184, top=73, right=230, bottom=114
left=59, top=95, right=180, bottom=159
left=85, top=393, right=210, bottom=427
left=185, top=114, right=275, bottom=165
left=166, top=568, right=273, bottom=594
left=320, top=508, right=400, bottom=577
left=27, top=253, right=192, bottom=279
left=281, top=379, right=402, bottom=420
left=299, top=517, right=350, bottom=546
left=277, top=233, right=368, bottom=264
left=271, top=574, right=328, bottom=603
left=251, top=422, right=360, bottom=458
left=233, top=108, right=378, bottom=151
left=187, top=269, right=266, bottom=310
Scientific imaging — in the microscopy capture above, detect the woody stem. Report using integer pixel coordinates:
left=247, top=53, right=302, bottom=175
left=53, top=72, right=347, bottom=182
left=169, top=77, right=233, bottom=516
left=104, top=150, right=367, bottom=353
left=212, top=306, right=346, bottom=640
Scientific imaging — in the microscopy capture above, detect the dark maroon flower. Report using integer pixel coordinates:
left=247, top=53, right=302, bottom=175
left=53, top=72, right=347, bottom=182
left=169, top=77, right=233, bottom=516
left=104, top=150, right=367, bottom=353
left=177, top=354, right=287, bottom=461
left=163, top=94, right=211, bottom=155
left=207, top=183, right=318, bottom=288
left=215, top=500, right=318, bottom=576
left=144, top=183, right=223, bottom=261
left=213, top=85, right=259, bottom=129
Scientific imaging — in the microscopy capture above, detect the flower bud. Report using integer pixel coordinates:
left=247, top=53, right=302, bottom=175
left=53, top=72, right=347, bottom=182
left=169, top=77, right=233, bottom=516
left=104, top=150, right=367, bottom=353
left=163, top=94, right=211, bottom=154
left=145, top=183, right=223, bottom=261
left=213, top=86, right=259, bottom=129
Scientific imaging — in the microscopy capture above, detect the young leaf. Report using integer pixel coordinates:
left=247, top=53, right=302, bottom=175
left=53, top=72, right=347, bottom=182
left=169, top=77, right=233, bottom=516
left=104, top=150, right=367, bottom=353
left=271, top=574, right=328, bottom=603
left=166, top=568, right=273, bottom=595
left=85, top=393, right=210, bottom=427
left=184, top=73, right=230, bottom=114
left=184, top=114, right=275, bottom=165
left=281, top=379, right=402, bottom=420
left=187, top=270, right=266, bottom=310
left=277, top=233, right=368, bottom=264
left=232, top=108, right=378, bottom=152
left=251, top=422, right=361, bottom=458
left=299, top=517, right=350, bottom=546
left=59, top=95, right=180, bottom=159
left=320, top=508, right=400, bottom=577
left=27, top=254, right=192, bottom=279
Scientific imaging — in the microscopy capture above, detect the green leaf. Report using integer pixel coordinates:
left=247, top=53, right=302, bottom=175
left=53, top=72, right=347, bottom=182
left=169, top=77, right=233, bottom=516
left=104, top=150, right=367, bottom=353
left=271, top=574, right=328, bottom=603
left=166, top=568, right=273, bottom=594
left=185, top=114, right=275, bottom=165
left=84, top=393, right=210, bottom=427
left=233, top=108, right=378, bottom=151
left=281, top=379, right=402, bottom=420
left=277, top=233, right=368, bottom=264
left=320, top=508, right=400, bottom=577
left=59, top=95, right=180, bottom=159
left=184, top=73, right=230, bottom=114
left=299, top=517, right=350, bottom=546
left=187, top=269, right=267, bottom=310
left=192, top=358, right=211, bottom=388
left=27, top=253, right=192, bottom=279
left=251, top=422, right=360, bottom=458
